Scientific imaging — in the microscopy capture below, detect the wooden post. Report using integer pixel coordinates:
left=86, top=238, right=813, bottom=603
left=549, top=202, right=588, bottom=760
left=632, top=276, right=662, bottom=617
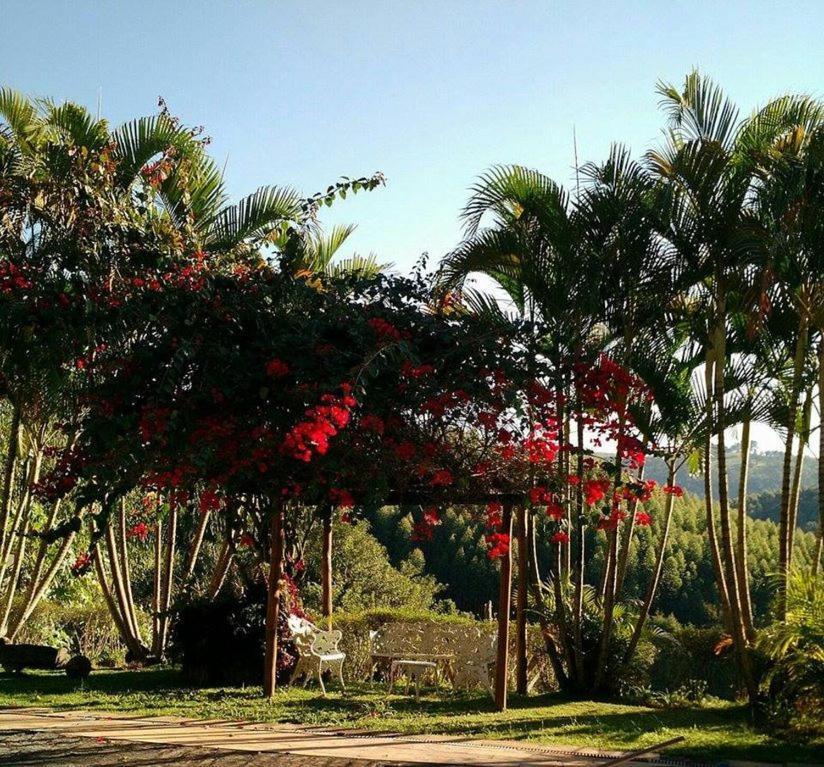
left=515, top=505, right=528, bottom=695
left=494, top=503, right=514, bottom=711
left=264, top=500, right=285, bottom=698
left=321, top=509, right=333, bottom=629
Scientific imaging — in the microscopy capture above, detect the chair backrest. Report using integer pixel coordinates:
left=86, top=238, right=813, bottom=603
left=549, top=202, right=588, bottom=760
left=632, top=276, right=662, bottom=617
left=287, top=614, right=317, bottom=656
left=311, top=629, right=343, bottom=656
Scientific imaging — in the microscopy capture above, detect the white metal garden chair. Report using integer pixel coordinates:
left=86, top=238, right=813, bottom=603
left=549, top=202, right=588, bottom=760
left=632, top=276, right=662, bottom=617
left=287, top=614, right=318, bottom=686
left=310, top=628, right=346, bottom=695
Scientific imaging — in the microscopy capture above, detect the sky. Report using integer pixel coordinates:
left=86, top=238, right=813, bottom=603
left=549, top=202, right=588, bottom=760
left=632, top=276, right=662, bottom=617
left=2, top=0, right=822, bottom=455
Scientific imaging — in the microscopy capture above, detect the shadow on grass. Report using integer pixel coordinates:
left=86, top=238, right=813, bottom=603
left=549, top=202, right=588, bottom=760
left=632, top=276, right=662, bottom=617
left=1, top=668, right=822, bottom=764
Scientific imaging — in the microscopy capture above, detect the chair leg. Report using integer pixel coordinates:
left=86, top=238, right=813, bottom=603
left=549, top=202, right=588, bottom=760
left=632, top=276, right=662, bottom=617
left=317, top=661, right=327, bottom=696
left=337, top=661, right=346, bottom=692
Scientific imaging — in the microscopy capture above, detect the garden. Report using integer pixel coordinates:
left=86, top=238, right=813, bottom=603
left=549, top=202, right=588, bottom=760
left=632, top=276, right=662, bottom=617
left=1, top=74, right=823, bottom=764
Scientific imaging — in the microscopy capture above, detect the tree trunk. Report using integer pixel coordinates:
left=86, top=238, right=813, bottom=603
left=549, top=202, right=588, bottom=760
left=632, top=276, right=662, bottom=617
left=515, top=506, right=528, bottom=696
left=625, top=460, right=677, bottom=663
left=0, top=405, right=21, bottom=560
left=264, top=500, right=285, bottom=699
left=151, top=519, right=163, bottom=657
left=184, top=509, right=211, bottom=580
left=117, top=499, right=142, bottom=645
left=712, top=303, right=758, bottom=703
left=704, top=352, right=731, bottom=625
left=788, top=389, right=812, bottom=572
left=157, top=502, right=178, bottom=657
left=207, top=539, right=234, bottom=599
left=736, top=418, right=755, bottom=642
left=779, top=315, right=808, bottom=618
left=525, top=518, right=570, bottom=692
left=321, top=509, right=333, bottom=628
left=494, top=503, right=513, bottom=711
left=572, top=399, right=586, bottom=686
left=814, top=337, right=824, bottom=577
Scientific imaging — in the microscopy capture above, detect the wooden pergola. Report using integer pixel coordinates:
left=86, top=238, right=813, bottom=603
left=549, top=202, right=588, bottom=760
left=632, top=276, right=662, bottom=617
left=264, top=489, right=532, bottom=712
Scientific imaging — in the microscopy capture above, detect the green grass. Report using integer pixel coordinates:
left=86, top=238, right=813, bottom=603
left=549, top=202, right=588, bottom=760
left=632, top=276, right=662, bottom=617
left=1, top=668, right=821, bottom=764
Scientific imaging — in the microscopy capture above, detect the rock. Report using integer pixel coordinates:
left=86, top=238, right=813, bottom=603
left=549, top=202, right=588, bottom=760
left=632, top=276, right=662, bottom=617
left=64, top=655, right=92, bottom=680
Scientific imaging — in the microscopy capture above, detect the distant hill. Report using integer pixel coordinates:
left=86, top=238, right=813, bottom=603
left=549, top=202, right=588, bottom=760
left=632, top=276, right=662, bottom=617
left=644, top=445, right=819, bottom=530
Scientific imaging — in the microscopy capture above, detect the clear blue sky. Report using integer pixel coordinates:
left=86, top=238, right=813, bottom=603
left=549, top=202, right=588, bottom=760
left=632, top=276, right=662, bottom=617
left=3, top=0, right=824, bottom=272
left=3, top=1, right=822, bottom=454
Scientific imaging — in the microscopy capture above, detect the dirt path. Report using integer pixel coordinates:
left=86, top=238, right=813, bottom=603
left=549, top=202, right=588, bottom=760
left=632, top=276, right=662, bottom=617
left=0, top=708, right=694, bottom=767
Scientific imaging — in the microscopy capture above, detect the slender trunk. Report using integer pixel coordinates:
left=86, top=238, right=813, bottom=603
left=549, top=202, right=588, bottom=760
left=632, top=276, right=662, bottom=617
left=16, top=499, right=62, bottom=626
left=321, top=509, right=333, bottom=628
left=157, top=502, right=178, bottom=657
left=117, top=499, right=142, bottom=645
left=736, top=418, right=755, bottom=642
left=10, top=524, right=76, bottom=639
left=594, top=414, right=628, bottom=690
left=151, top=519, right=163, bottom=657
left=779, top=315, right=808, bottom=618
left=526, top=518, right=570, bottom=692
left=625, top=460, right=677, bottom=663
left=104, top=519, right=139, bottom=644
left=713, top=297, right=758, bottom=703
left=184, top=509, right=211, bottom=581
left=788, top=389, right=812, bottom=571
left=264, top=500, right=285, bottom=698
left=704, top=351, right=731, bottom=625
left=616, top=462, right=645, bottom=597
left=814, top=338, right=824, bottom=576
left=515, top=506, right=528, bottom=695
left=494, top=503, right=514, bottom=711
left=0, top=405, right=21, bottom=559
left=0, top=513, right=30, bottom=636
left=572, top=396, right=586, bottom=686
left=207, top=539, right=233, bottom=599
left=93, top=545, right=143, bottom=658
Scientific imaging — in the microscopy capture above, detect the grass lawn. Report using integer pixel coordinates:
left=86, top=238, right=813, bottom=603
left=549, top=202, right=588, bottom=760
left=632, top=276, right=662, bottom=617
left=0, top=667, right=821, bottom=764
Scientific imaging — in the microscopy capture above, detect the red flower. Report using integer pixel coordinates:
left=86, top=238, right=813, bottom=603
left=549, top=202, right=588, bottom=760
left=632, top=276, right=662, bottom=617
left=635, top=511, right=652, bottom=526
left=71, top=552, right=91, bottom=574
left=551, top=531, right=570, bottom=544
left=663, top=484, right=684, bottom=498
left=393, top=441, right=416, bottom=461
left=265, top=358, right=290, bottom=378
left=485, top=502, right=503, bottom=528
left=430, top=469, right=454, bottom=487
left=239, top=533, right=255, bottom=548
left=545, top=501, right=564, bottom=521
left=125, top=522, right=150, bottom=541
left=485, top=532, right=510, bottom=559
left=329, top=488, right=355, bottom=509
left=583, top=478, right=611, bottom=506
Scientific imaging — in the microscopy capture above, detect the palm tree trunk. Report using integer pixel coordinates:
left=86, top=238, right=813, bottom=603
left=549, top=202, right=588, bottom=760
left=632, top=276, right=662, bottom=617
left=157, top=502, right=178, bottom=657
left=624, top=459, right=677, bottom=663
left=207, top=539, right=233, bottom=599
left=712, top=302, right=758, bottom=703
left=779, top=315, right=808, bottom=618
left=151, top=519, right=163, bottom=657
left=814, top=337, right=824, bottom=577
left=788, top=389, right=812, bottom=571
left=0, top=405, right=20, bottom=560
left=616, top=462, right=645, bottom=598
left=704, top=351, right=731, bottom=625
left=572, top=396, right=586, bottom=687
left=321, top=508, right=333, bottom=628
left=736, top=417, right=755, bottom=642
left=515, top=506, right=528, bottom=695
left=117, top=499, right=142, bottom=646
left=264, top=499, right=285, bottom=698
left=494, top=503, right=514, bottom=711
left=526, top=520, right=570, bottom=692
left=10, top=520, right=76, bottom=640
left=184, top=509, right=211, bottom=580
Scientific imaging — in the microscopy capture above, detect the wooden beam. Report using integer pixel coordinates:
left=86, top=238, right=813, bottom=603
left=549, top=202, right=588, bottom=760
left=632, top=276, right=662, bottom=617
left=264, top=499, right=285, bottom=698
left=494, top=503, right=514, bottom=711
left=515, top=506, right=528, bottom=695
